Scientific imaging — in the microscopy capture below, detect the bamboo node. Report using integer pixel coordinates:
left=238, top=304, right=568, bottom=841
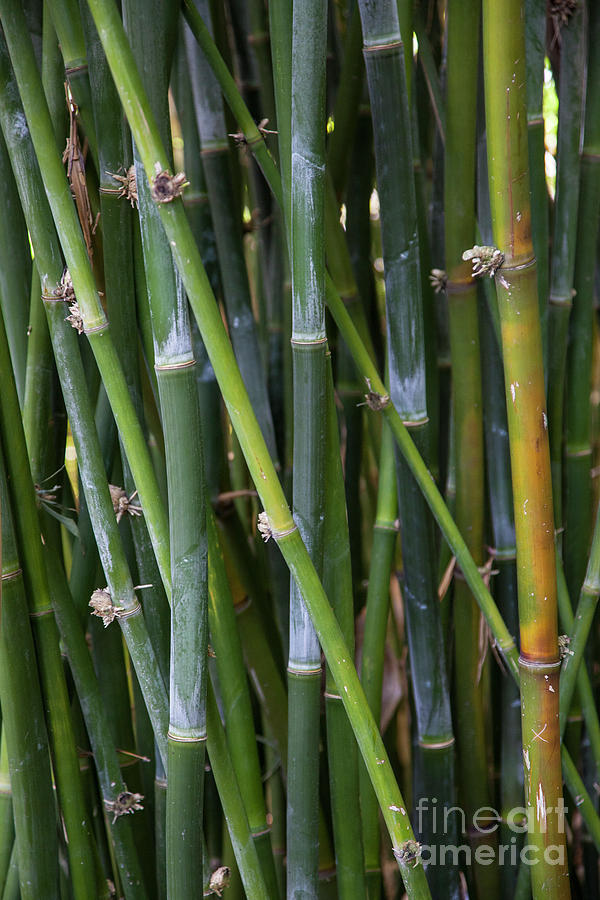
left=89, top=588, right=126, bottom=627
left=462, top=245, right=505, bottom=279
left=257, top=510, right=272, bottom=542
left=105, top=166, right=137, bottom=207
left=257, top=511, right=297, bottom=542
left=65, top=300, right=84, bottom=334
left=208, top=866, right=230, bottom=897
left=393, top=839, right=421, bottom=868
left=429, top=268, right=447, bottom=293
left=109, top=485, right=142, bottom=523
left=53, top=268, right=76, bottom=303
left=151, top=162, right=188, bottom=203
left=104, top=787, right=144, bottom=824
left=359, top=377, right=390, bottom=411
left=559, top=634, right=574, bottom=660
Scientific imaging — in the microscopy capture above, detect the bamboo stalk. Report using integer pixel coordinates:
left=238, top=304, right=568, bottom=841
left=322, top=355, right=366, bottom=897
left=285, top=0, right=329, bottom=893
left=564, top=0, right=600, bottom=603
left=445, top=1, right=499, bottom=894
left=360, top=423, right=397, bottom=898
left=547, top=3, right=586, bottom=541
left=121, top=4, right=208, bottom=893
left=0, top=445, right=59, bottom=898
left=524, top=0, right=549, bottom=360
left=481, top=0, right=570, bottom=893
left=183, top=0, right=278, bottom=465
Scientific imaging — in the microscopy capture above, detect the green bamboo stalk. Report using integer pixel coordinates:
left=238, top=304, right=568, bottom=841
left=358, top=3, right=458, bottom=896
left=183, top=0, right=278, bottom=465
left=547, top=3, right=586, bottom=540
left=206, top=681, right=269, bottom=900
left=360, top=423, right=397, bottom=898
left=0, top=447, right=58, bottom=899
left=0, top=127, right=30, bottom=406
left=45, top=0, right=99, bottom=166
left=322, top=356, right=366, bottom=898
left=524, top=0, right=549, bottom=358
left=80, top=0, right=171, bottom=688
left=23, top=265, right=52, bottom=479
left=479, top=271, right=524, bottom=896
left=445, top=2, right=499, bottom=895
left=1, top=843, right=18, bottom=900
left=0, top=252, right=96, bottom=900
left=207, top=510, right=279, bottom=896
left=564, top=0, right=600, bottom=603
left=327, top=1, right=364, bottom=199
left=559, top=510, right=600, bottom=738
left=481, top=0, right=570, bottom=894
left=121, top=4, right=208, bottom=893
left=44, top=552, right=148, bottom=899
left=0, top=734, right=13, bottom=895
left=285, top=1, right=328, bottom=893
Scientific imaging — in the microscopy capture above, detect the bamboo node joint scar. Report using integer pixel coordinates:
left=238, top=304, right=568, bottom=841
left=393, top=839, right=422, bottom=868
left=89, top=588, right=138, bottom=627
left=359, top=377, right=390, bottom=411
left=462, top=245, right=505, bottom=279
left=151, top=162, right=188, bottom=203
left=104, top=787, right=144, bottom=824
left=257, top=511, right=297, bottom=543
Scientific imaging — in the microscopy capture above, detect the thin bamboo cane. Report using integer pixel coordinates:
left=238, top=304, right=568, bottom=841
left=547, top=4, right=586, bottom=541
left=0, top=735, right=12, bottom=895
left=360, top=423, right=397, bottom=898
left=183, top=0, right=278, bottom=465
left=206, top=681, right=269, bottom=900
left=524, top=0, right=549, bottom=361
left=327, top=2, right=364, bottom=199
left=322, top=355, right=366, bottom=898
left=285, top=0, right=328, bottom=893
left=44, top=553, right=149, bottom=899
left=564, top=0, right=600, bottom=603
left=0, top=127, right=30, bottom=406
left=445, top=2, right=499, bottom=894
left=45, top=0, right=98, bottom=166
left=478, top=264, right=523, bottom=895
left=482, top=0, right=570, bottom=894
left=207, top=510, right=280, bottom=896
left=0, top=447, right=59, bottom=899
left=358, top=4, right=458, bottom=896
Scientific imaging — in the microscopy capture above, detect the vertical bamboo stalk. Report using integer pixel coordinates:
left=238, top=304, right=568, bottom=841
left=547, top=3, right=587, bottom=549
left=286, top=0, right=328, bottom=894
left=445, top=1, right=499, bottom=894
left=0, top=445, right=59, bottom=899
left=322, top=356, right=366, bottom=898
left=481, top=0, right=571, bottom=894
left=564, top=0, right=600, bottom=602
left=121, top=3, right=208, bottom=893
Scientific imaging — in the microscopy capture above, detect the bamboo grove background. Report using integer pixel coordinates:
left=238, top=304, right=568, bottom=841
left=0, top=0, right=597, bottom=898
